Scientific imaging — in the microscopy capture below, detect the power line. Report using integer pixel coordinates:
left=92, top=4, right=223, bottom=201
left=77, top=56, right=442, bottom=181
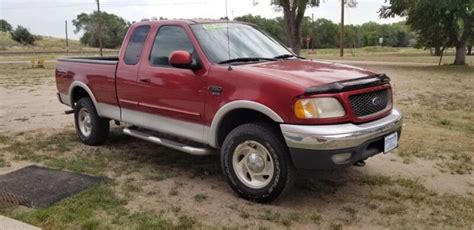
left=1, top=1, right=217, bottom=10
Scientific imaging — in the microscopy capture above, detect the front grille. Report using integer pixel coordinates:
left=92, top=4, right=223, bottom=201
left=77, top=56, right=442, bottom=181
left=349, top=89, right=390, bottom=117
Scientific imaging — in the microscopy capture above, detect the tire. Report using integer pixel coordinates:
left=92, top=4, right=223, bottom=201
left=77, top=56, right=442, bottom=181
left=74, top=97, right=110, bottom=146
left=221, top=123, right=295, bottom=203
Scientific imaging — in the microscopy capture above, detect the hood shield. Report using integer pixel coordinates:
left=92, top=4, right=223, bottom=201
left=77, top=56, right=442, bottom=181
left=304, top=74, right=390, bottom=95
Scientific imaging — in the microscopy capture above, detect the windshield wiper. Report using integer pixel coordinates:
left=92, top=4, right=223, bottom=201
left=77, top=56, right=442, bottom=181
left=274, top=54, right=307, bottom=60
left=218, top=57, right=276, bottom=64
left=273, top=54, right=295, bottom=59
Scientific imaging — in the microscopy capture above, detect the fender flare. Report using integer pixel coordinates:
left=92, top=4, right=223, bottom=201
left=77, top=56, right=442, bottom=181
left=208, top=100, right=284, bottom=147
left=68, top=81, right=99, bottom=113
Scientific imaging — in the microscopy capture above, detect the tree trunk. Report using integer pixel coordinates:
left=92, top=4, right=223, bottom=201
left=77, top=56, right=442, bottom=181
left=292, top=23, right=302, bottom=55
left=468, top=45, right=472, bottom=56
left=283, top=12, right=302, bottom=55
left=454, top=44, right=466, bottom=65
left=438, top=47, right=445, bottom=66
left=433, top=46, right=441, bottom=56
left=280, top=0, right=307, bottom=56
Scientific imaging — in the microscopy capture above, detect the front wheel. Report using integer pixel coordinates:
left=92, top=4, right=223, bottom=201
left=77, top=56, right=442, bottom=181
left=221, top=123, right=295, bottom=203
left=74, top=97, right=110, bottom=146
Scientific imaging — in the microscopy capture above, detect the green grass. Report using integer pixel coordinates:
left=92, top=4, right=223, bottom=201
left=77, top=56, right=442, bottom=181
left=126, top=211, right=171, bottom=230
left=2, top=185, right=127, bottom=229
left=168, top=188, right=179, bottom=196
left=0, top=182, right=200, bottom=229
left=301, top=47, right=474, bottom=65
left=258, top=209, right=281, bottom=222
left=1, top=130, right=110, bottom=175
left=144, top=168, right=175, bottom=181
left=0, top=158, right=5, bottom=167
left=360, top=176, right=474, bottom=227
left=45, top=156, right=107, bottom=175
left=193, top=193, right=208, bottom=202
left=358, top=175, right=393, bottom=186
left=0, top=134, right=10, bottom=144
left=378, top=205, right=407, bottom=215
left=309, top=212, right=322, bottom=224
left=281, top=212, right=300, bottom=227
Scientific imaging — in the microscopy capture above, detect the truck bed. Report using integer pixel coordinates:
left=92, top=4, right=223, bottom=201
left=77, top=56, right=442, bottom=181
left=57, top=56, right=119, bottom=65
left=55, top=56, right=119, bottom=112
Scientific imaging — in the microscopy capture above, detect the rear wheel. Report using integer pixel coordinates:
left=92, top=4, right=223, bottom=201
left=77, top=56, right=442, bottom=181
left=74, top=97, right=110, bottom=145
left=221, top=123, right=295, bottom=203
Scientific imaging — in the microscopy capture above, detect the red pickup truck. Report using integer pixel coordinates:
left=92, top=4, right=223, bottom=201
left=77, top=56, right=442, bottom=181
left=55, top=20, right=402, bottom=202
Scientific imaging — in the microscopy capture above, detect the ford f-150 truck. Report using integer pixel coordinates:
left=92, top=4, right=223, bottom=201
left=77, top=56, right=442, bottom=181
left=55, top=20, right=402, bottom=202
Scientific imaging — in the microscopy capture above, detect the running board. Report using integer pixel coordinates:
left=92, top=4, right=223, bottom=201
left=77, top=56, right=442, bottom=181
left=122, top=127, right=214, bottom=156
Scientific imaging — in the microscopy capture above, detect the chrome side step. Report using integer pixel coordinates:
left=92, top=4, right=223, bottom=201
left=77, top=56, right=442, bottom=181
left=123, top=127, right=214, bottom=156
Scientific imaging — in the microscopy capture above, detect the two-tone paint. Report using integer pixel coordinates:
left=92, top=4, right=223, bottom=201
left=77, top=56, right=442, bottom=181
left=55, top=20, right=392, bottom=149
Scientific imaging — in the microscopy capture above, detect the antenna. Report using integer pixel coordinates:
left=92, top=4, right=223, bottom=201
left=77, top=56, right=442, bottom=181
left=225, top=0, right=232, bottom=70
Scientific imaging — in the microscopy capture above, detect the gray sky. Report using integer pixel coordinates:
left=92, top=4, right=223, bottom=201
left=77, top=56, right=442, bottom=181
left=0, top=0, right=404, bottom=40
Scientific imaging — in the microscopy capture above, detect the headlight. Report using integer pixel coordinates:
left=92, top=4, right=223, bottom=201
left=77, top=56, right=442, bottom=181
left=294, top=97, right=345, bottom=119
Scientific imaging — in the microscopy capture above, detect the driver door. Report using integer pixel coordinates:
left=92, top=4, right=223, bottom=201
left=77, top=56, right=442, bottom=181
left=134, top=25, right=207, bottom=140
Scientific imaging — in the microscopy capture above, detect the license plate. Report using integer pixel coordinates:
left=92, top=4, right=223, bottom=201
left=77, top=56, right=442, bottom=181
left=384, top=132, right=398, bottom=153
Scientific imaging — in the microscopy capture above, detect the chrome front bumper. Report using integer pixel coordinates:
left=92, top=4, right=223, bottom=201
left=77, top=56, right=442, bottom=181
left=280, top=109, right=403, bottom=151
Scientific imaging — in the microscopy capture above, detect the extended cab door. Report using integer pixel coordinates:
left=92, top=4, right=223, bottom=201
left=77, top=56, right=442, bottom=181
left=116, top=25, right=151, bottom=111
left=132, top=24, right=208, bottom=141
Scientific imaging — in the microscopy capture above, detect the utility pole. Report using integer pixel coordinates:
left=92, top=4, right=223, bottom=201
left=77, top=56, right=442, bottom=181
left=311, top=13, right=314, bottom=51
left=340, top=0, right=345, bottom=57
left=96, top=0, right=103, bottom=56
left=65, top=20, right=69, bottom=55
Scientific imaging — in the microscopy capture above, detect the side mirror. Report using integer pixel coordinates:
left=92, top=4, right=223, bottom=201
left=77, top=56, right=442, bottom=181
left=169, top=51, right=200, bottom=70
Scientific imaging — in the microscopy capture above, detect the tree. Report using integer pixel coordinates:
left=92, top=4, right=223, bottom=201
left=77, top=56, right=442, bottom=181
left=73, top=11, right=129, bottom=48
left=359, top=22, right=380, bottom=46
left=233, top=14, right=416, bottom=50
left=0, top=19, right=12, bottom=32
left=234, top=14, right=287, bottom=44
left=271, top=0, right=320, bottom=55
left=10, top=26, right=36, bottom=45
left=380, top=0, right=474, bottom=65
left=344, top=25, right=359, bottom=48
left=312, top=19, right=339, bottom=48
left=468, top=37, right=473, bottom=55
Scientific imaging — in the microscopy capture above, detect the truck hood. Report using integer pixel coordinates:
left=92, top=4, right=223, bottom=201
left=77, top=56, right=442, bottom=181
left=240, top=59, right=376, bottom=88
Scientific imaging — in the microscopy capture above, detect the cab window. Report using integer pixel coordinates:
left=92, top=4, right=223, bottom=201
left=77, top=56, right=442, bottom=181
left=150, top=26, right=194, bottom=66
left=124, top=25, right=150, bottom=65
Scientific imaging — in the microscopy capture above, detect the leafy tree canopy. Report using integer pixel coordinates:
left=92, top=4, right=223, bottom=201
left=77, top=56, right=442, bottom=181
left=0, top=19, right=12, bottom=32
left=380, top=0, right=474, bottom=65
left=10, top=26, right=36, bottom=45
left=73, top=11, right=130, bottom=49
left=271, top=0, right=320, bottom=55
left=235, top=14, right=414, bottom=49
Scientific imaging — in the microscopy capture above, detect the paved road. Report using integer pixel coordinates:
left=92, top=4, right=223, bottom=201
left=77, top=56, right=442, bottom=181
left=0, top=215, right=41, bottom=230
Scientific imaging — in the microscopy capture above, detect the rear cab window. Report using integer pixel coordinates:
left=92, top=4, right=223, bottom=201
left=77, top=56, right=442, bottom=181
left=124, top=25, right=150, bottom=65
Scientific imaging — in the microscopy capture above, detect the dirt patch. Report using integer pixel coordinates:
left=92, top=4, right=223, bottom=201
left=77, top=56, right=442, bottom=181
left=0, top=64, right=70, bottom=134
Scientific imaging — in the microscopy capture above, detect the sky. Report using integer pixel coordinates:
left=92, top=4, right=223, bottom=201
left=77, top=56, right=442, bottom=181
left=0, top=0, right=404, bottom=40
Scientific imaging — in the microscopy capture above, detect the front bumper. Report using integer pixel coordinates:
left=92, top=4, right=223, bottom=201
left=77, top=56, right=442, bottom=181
left=280, top=109, right=403, bottom=170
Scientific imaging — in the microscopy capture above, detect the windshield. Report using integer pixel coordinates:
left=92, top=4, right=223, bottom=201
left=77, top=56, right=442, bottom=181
left=191, top=23, right=292, bottom=64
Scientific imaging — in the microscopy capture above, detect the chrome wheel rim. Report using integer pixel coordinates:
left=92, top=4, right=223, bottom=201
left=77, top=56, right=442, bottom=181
left=78, top=108, right=92, bottom=137
left=232, top=140, right=274, bottom=189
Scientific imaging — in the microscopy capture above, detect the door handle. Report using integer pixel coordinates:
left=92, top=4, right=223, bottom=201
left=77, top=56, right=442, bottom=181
left=139, top=78, right=151, bottom=83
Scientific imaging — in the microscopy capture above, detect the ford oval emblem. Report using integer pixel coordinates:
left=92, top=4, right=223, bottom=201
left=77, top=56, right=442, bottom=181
left=371, top=97, right=382, bottom=106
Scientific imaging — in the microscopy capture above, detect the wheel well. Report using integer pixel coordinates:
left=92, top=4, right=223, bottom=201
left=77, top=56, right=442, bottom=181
left=216, top=109, right=277, bottom=148
left=71, top=87, right=90, bottom=106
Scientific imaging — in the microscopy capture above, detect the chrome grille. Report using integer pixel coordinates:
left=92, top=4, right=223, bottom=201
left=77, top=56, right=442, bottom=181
left=349, top=89, right=390, bottom=117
